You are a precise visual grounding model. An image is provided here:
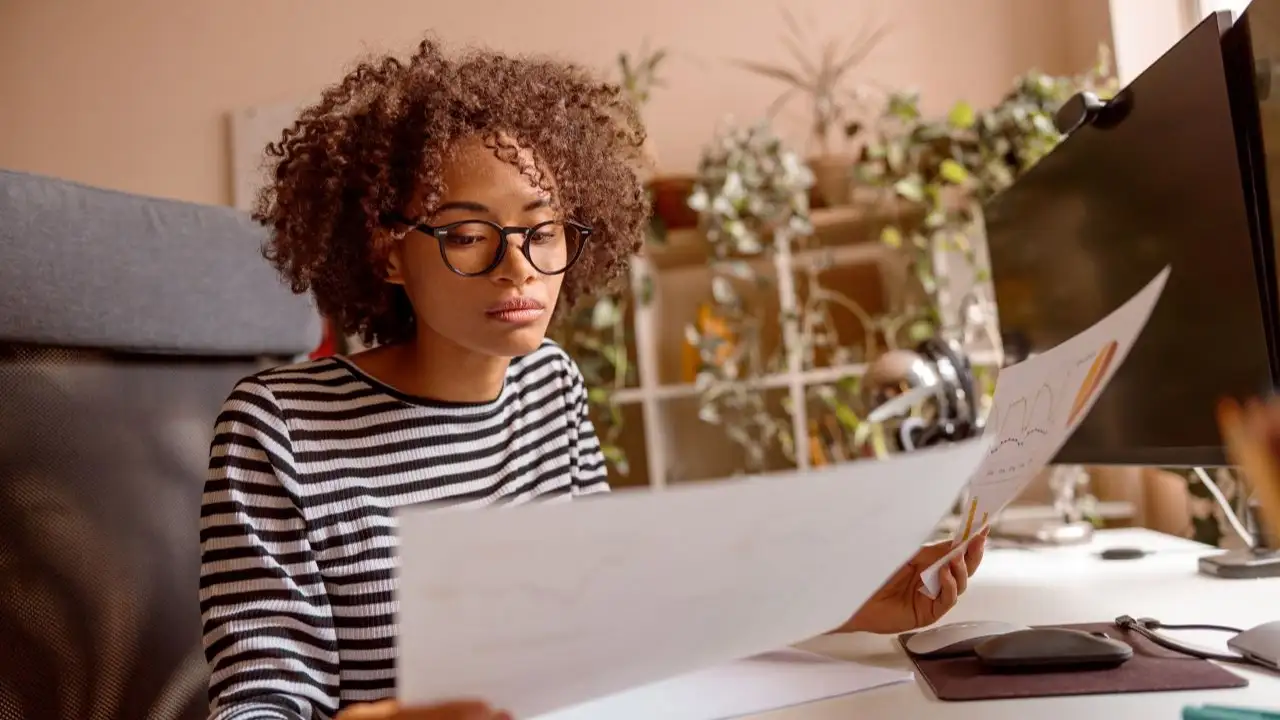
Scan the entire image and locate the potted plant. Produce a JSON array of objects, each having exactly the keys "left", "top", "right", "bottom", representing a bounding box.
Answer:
[
  {"left": 732, "top": 8, "right": 887, "bottom": 209},
  {"left": 616, "top": 41, "right": 697, "bottom": 234},
  {"left": 618, "top": 39, "right": 667, "bottom": 181},
  {"left": 852, "top": 46, "right": 1118, "bottom": 341}
]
